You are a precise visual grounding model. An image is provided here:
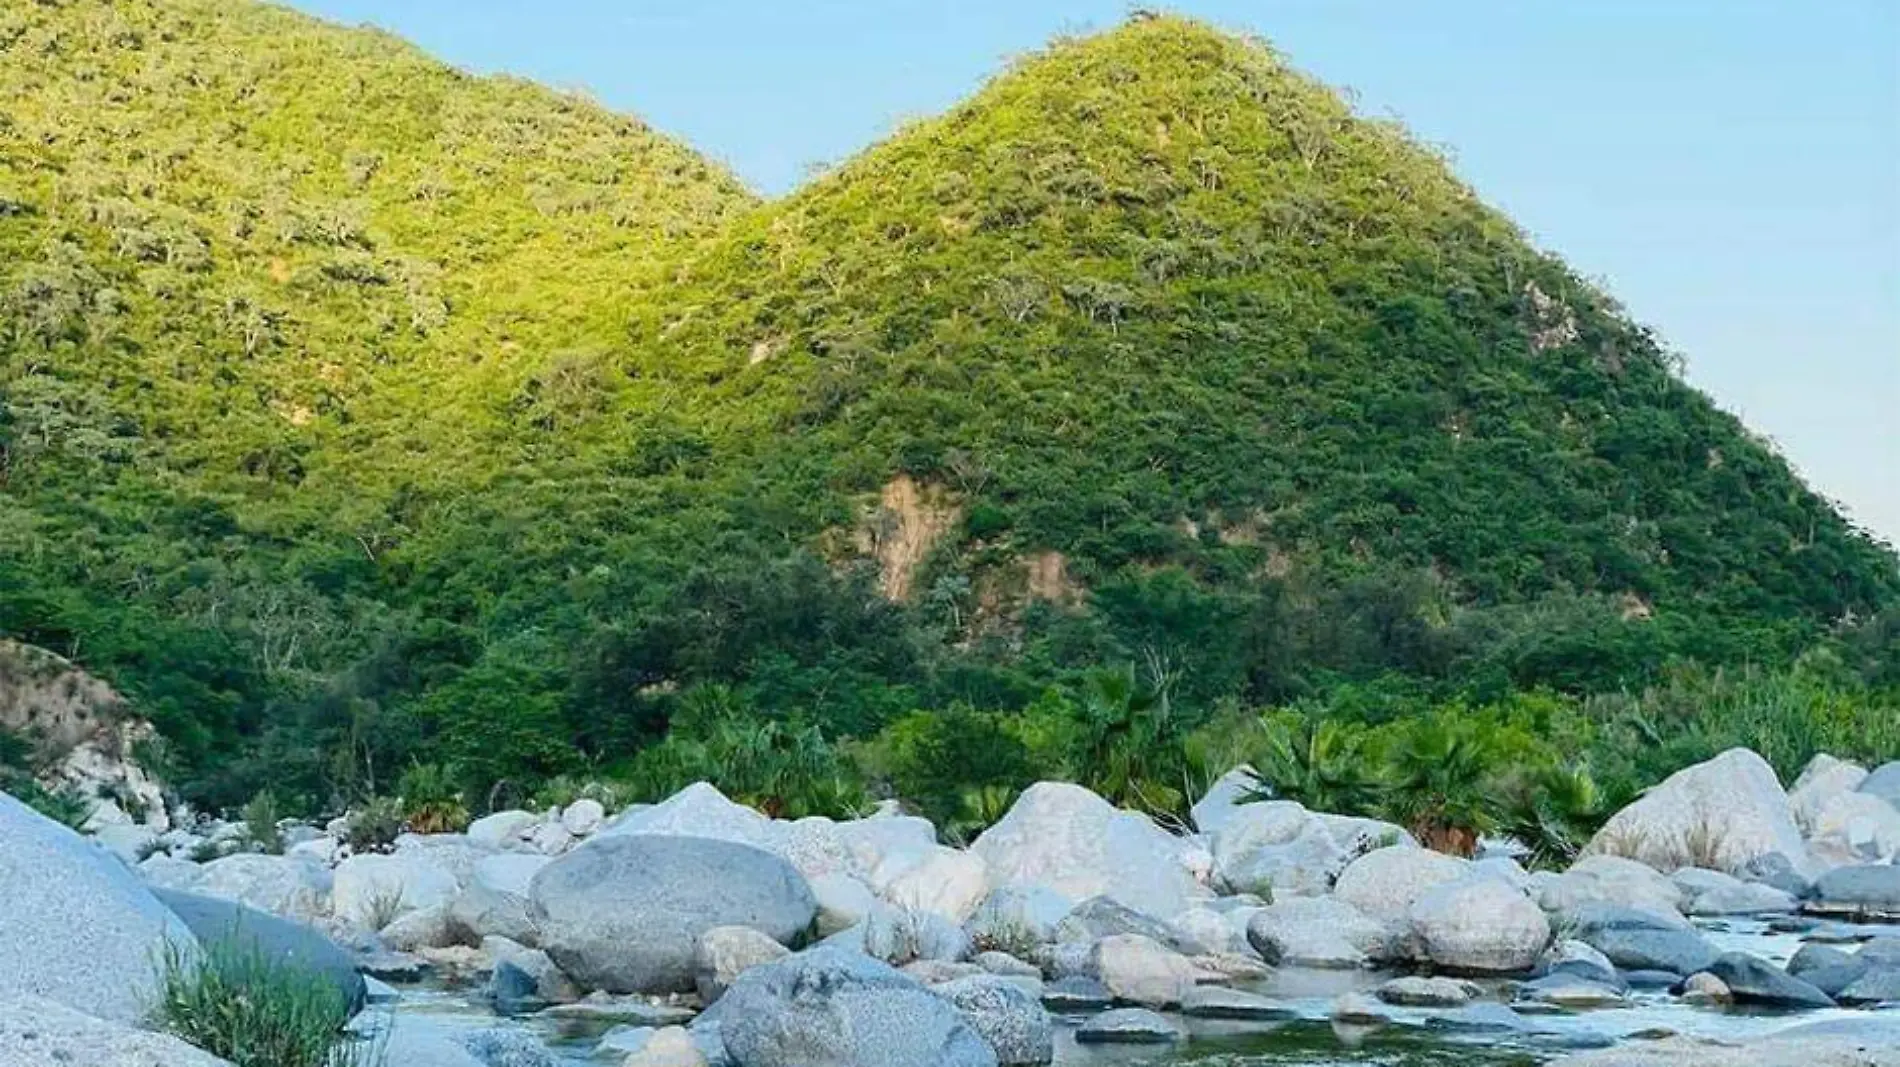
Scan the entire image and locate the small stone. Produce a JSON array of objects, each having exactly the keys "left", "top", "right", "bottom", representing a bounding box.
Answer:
[
  {"left": 975, "top": 951, "right": 1041, "bottom": 978},
  {"left": 1377, "top": 976, "right": 1477, "bottom": 1007},
  {"left": 1180, "top": 984, "right": 1291, "bottom": 1019},
  {"left": 1073, "top": 1007, "right": 1183, "bottom": 1044},
  {"left": 1041, "top": 975, "right": 1112, "bottom": 1013},
  {"left": 1330, "top": 991, "right": 1390, "bottom": 1025},
  {"left": 1681, "top": 971, "right": 1732, "bottom": 1004}
]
